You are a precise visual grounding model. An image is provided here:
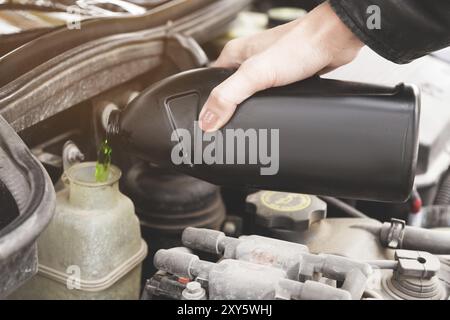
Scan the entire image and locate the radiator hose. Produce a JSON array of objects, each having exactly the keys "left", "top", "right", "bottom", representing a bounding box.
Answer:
[
  {"left": 435, "top": 169, "right": 450, "bottom": 205},
  {"left": 355, "top": 219, "right": 450, "bottom": 254}
]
